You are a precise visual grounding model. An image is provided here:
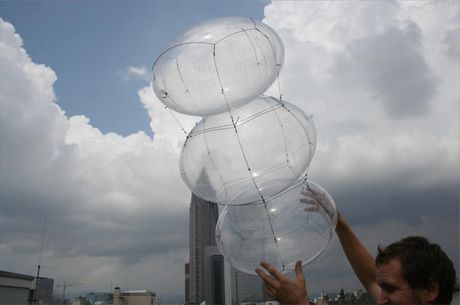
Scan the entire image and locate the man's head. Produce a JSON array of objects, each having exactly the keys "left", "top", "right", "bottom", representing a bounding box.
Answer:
[{"left": 375, "top": 236, "right": 456, "bottom": 304}]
